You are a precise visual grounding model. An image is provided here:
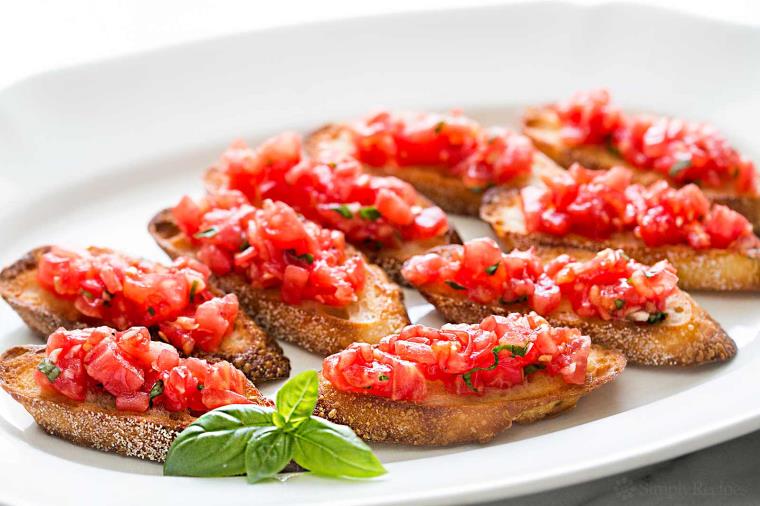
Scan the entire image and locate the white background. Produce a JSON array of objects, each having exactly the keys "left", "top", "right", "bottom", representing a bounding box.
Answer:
[{"left": 2, "top": 0, "right": 760, "bottom": 91}]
